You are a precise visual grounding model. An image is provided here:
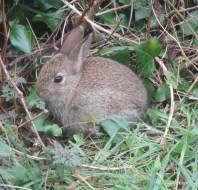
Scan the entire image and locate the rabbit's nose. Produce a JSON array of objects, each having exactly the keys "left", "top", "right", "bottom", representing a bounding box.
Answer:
[
  {"left": 37, "top": 91, "right": 44, "bottom": 97},
  {"left": 37, "top": 90, "right": 48, "bottom": 99}
]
